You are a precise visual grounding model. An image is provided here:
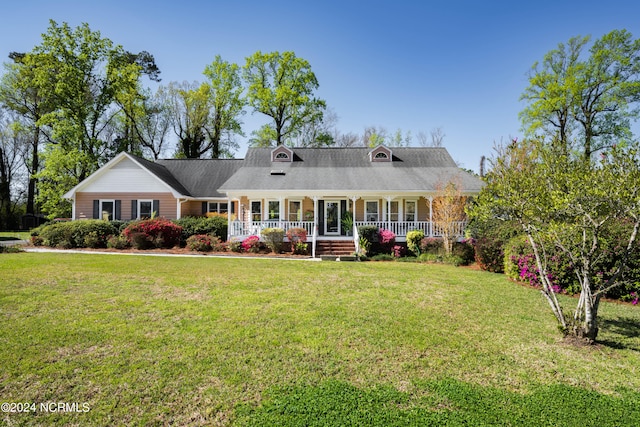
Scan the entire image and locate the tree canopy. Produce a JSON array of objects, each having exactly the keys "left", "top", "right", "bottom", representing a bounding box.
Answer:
[
  {"left": 520, "top": 29, "right": 640, "bottom": 160},
  {"left": 244, "top": 51, "right": 326, "bottom": 146}
]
